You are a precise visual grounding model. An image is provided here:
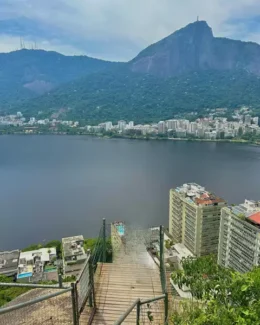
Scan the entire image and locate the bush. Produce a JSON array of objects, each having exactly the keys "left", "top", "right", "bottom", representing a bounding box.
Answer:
[
  {"left": 171, "top": 256, "right": 260, "bottom": 324},
  {"left": 0, "top": 275, "right": 30, "bottom": 307}
]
